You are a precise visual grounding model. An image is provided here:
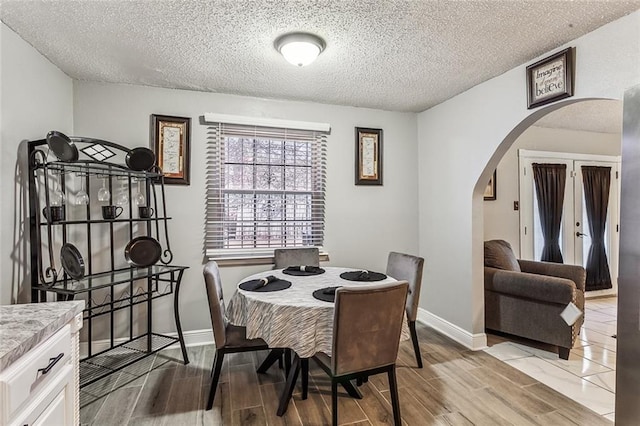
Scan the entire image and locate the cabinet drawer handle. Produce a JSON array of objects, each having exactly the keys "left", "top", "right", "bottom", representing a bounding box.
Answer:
[{"left": 37, "top": 352, "right": 64, "bottom": 375}]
